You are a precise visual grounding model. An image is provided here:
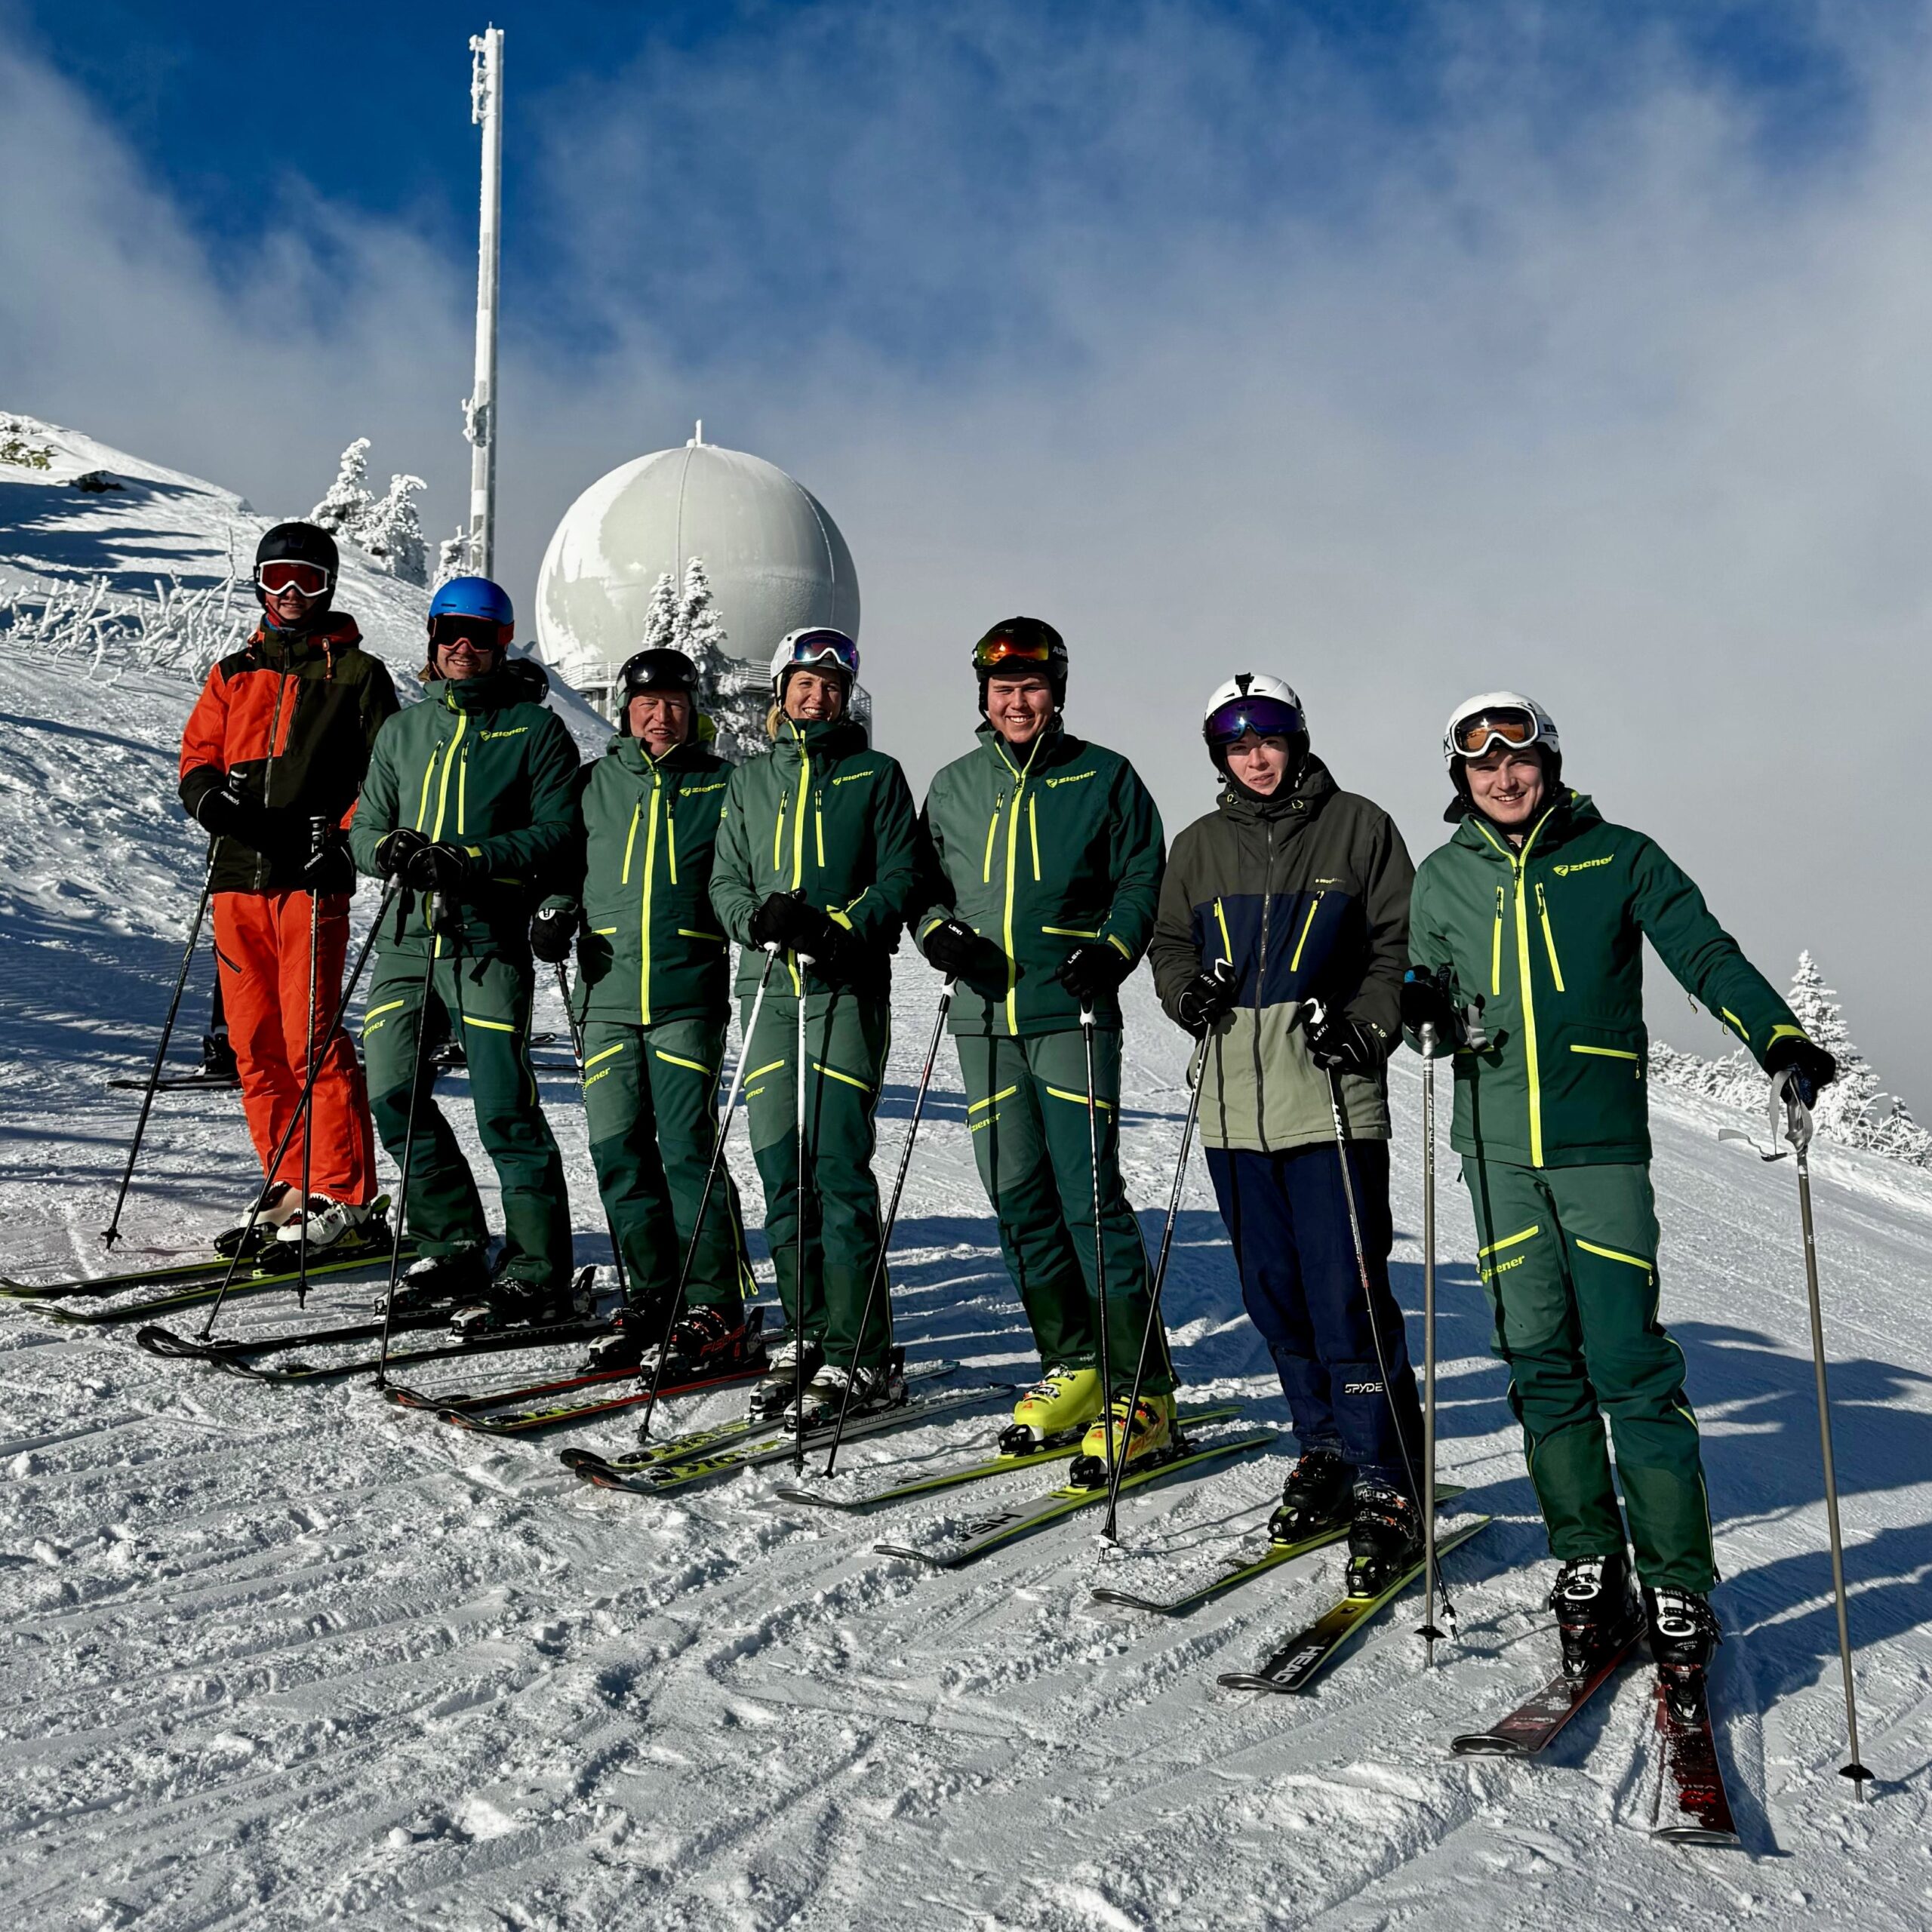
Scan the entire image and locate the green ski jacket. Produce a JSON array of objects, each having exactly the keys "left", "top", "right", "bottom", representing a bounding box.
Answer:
[
  {"left": 349, "top": 671, "right": 581, "bottom": 957},
  {"left": 709, "top": 715, "right": 922, "bottom": 999},
  {"left": 1408, "top": 791, "right": 1810, "bottom": 1168},
  {"left": 561, "top": 735, "right": 734, "bottom": 1028},
  {"left": 915, "top": 724, "right": 1165, "bottom": 1038}
]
